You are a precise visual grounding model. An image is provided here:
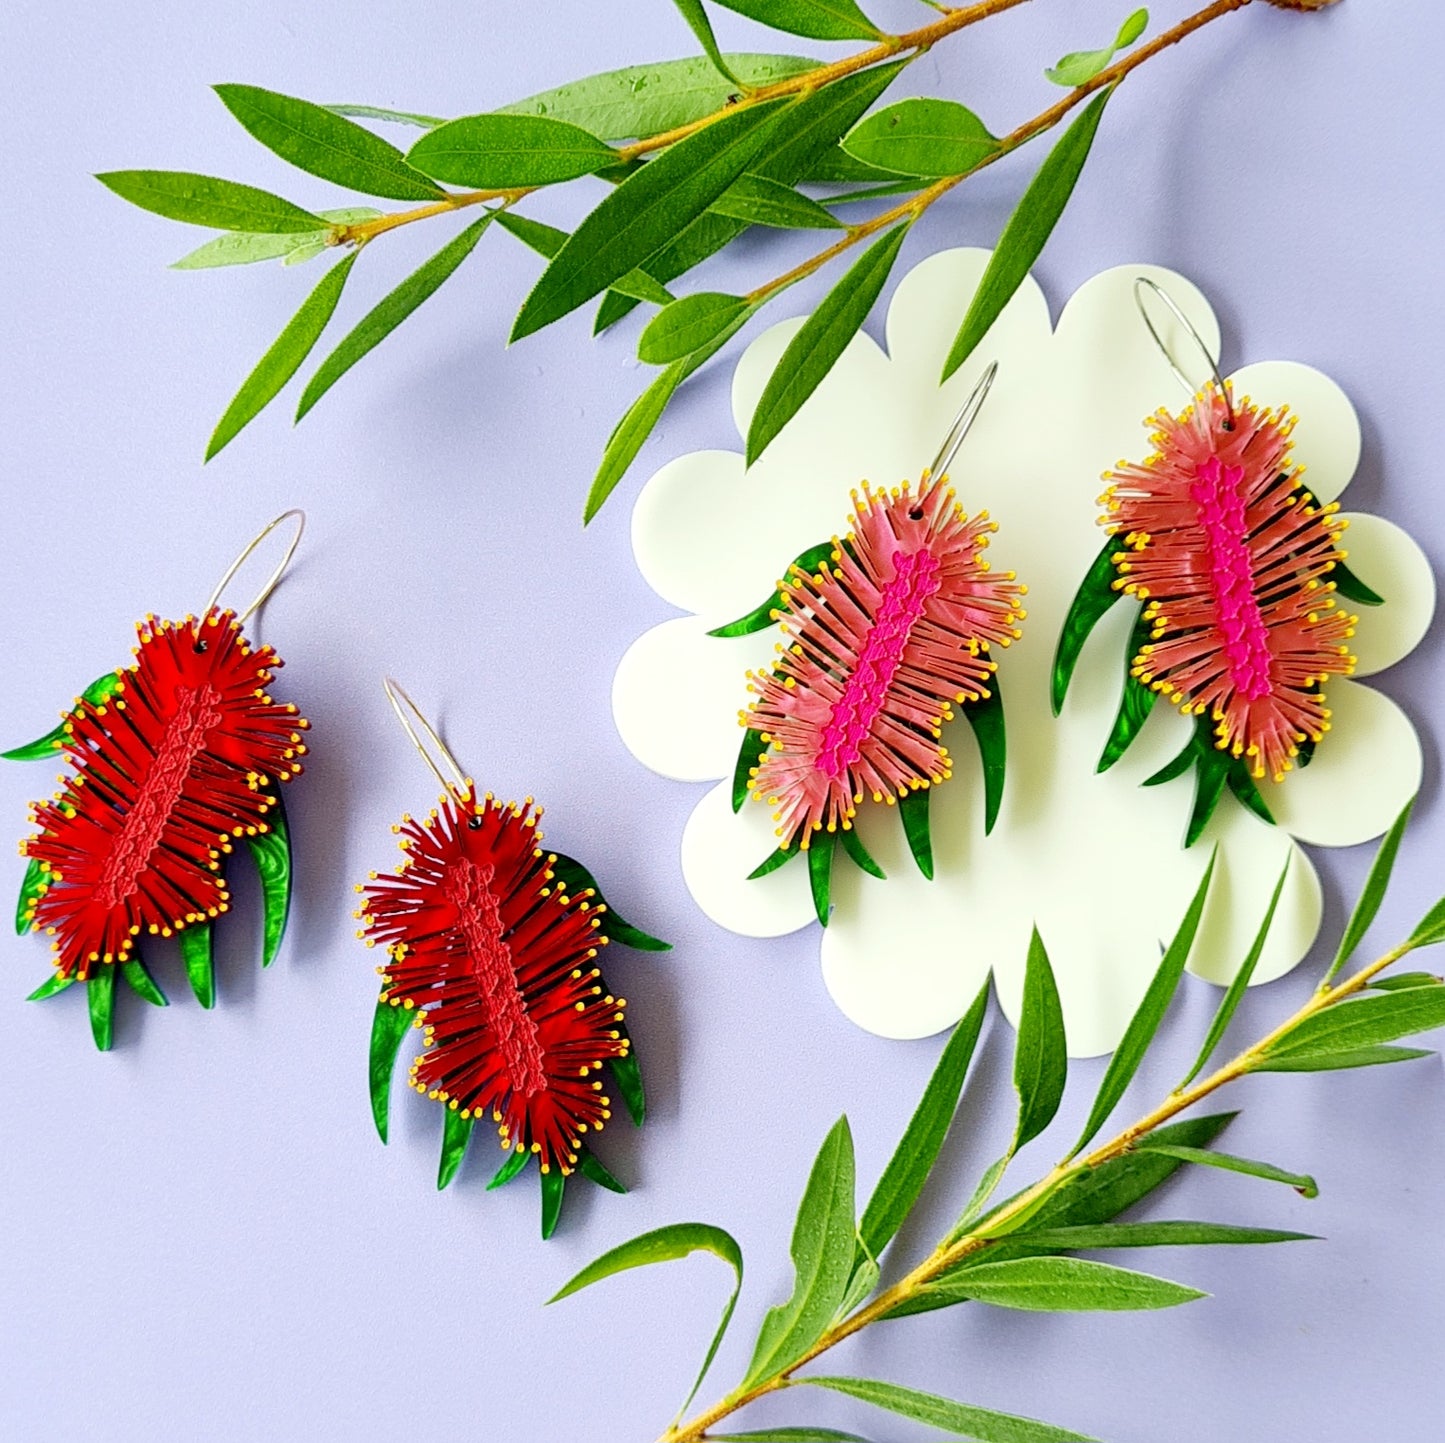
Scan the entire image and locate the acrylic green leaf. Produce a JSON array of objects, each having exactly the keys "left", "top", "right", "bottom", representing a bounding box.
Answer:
[
  {"left": 298, "top": 212, "right": 492, "bottom": 419},
  {"left": 734, "top": 725, "right": 771, "bottom": 812},
  {"left": 120, "top": 958, "right": 168, "bottom": 1008},
  {"left": 214, "top": 84, "right": 444, "bottom": 199},
  {"left": 488, "top": 1148, "right": 530, "bottom": 1190},
  {"left": 1226, "top": 763, "right": 1275, "bottom": 826},
  {"left": 578, "top": 1150, "right": 628, "bottom": 1194},
  {"left": 1051, "top": 534, "right": 1121, "bottom": 714},
  {"left": 802, "top": 1376, "right": 1096, "bottom": 1443},
  {"left": 1324, "top": 797, "right": 1413, "bottom": 983},
  {"left": 1137, "top": 1145, "right": 1318, "bottom": 1199},
  {"left": 837, "top": 826, "right": 884, "bottom": 880},
  {"left": 669, "top": 0, "right": 745, "bottom": 89},
  {"left": 540, "top": 1166, "right": 566, "bottom": 1240},
  {"left": 897, "top": 783, "right": 933, "bottom": 881},
  {"left": 1045, "top": 8, "right": 1149, "bottom": 87},
  {"left": 26, "top": 972, "right": 75, "bottom": 1002},
  {"left": 1073, "top": 850, "right": 1216, "bottom": 1154},
  {"left": 546, "top": 851, "right": 671, "bottom": 951},
  {"left": 640, "top": 292, "right": 752, "bottom": 364},
  {"left": 179, "top": 923, "right": 216, "bottom": 1010},
  {"left": 15, "top": 858, "right": 48, "bottom": 935},
  {"left": 407, "top": 114, "right": 619, "bottom": 189},
  {"left": 842, "top": 98, "right": 998, "bottom": 178},
  {"left": 710, "top": 174, "right": 845, "bottom": 230},
  {"left": 713, "top": 0, "right": 881, "bottom": 42},
  {"left": 1332, "top": 558, "right": 1385, "bottom": 607},
  {"left": 744, "top": 1116, "right": 856, "bottom": 1387},
  {"left": 3, "top": 670, "right": 124, "bottom": 761},
  {"left": 860, "top": 980, "right": 989, "bottom": 1259},
  {"left": 1184, "top": 742, "right": 1231, "bottom": 848},
  {"left": 369, "top": 995, "right": 416, "bottom": 1143},
  {"left": 710, "top": 539, "right": 836, "bottom": 637},
  {"left": 748, "top": 846, "right": 799, "bottom": 879},
  {"left": 247, "top": 788, "right": 293, "bottom": 966},
  {"left": 1097, "top": 608, "right": 1155, "bottom": 771},
  {"left": 96, "top": 170, "right": 325, "bottom": 233},
  {"left": 207, "top": 251, "right": 357, "bottom": 460},
  {"left": 807, "top": 829, "right": 835, "bottom": 927},
  {"left": 1014, "top": 926, "right": 1067, "bottom": 1148},
  {"left": 171, "top": 209, "right": 380, "bottom": 270},
  {"left": 437, "top": 1107, "right": 475, "bottom": 1190},
  {"left": 513, "top": 97, "right": 792, "bottom": 341},
  {"left": 610, "top": 1047, "right": 647, "bottom": 1128},
  {"left": 928, "top": 1255, "right": 1205, "bottom": 1313},
  {"left": 746, "top": 222, "right": 908, "bottom": 466},
  {"left": 1012, "top": 1220, "right": 1314, "bottom": 1251},
  {"left": 964, "top": 680, "right": 1007, "bottom": 834},
  {"left": 941, "top": 88, "right": 1112, "bottom": 383},
  {"left": 87, "top": 968, "right": 116, "bottom": 1052}
]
